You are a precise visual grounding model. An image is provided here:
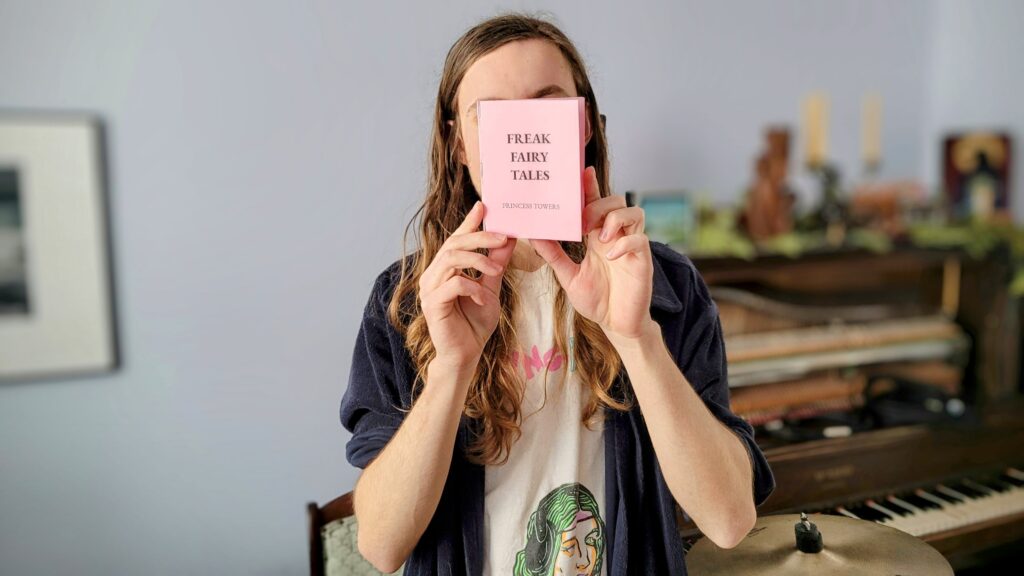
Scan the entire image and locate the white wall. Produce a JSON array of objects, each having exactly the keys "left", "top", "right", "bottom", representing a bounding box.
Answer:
[
  {"left": 923, "top": 0, "right": 1024, "bottom": 221},
  {"left": 0, "top": 1, "right": 1015, "bottom": 574}
]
